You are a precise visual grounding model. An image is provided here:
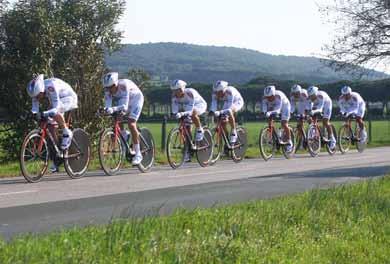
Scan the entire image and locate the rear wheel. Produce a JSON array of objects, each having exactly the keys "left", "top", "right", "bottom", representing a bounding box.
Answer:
[
  {"left": 232, "top": 127, "right": 247, "bottom": 163},
  {"left": 338, "top": 125, "right": 352, "bottom": 154},
  {"left": 137, "top": 128, "right": 155, "bottom": 172},
  {"left": 64, "top": 128, "right": 90, "bottom": 179},
  {"left": 20, "top": 130, "right": 49, "bottom": 183},
  {"left": 294, "top": 127, "right": 306, "bottom": 153},
  {"left": 259, "top": 127, "right": 275, "bottom": 161},
  {"left": 281, "top": 127, "right": 295, "bottom": 159},
  {"left": 209, "top": 127, "right": 223, "bottom": 165},
  {"left": 166, "top": 128, "right": 186, "bottom": 169},
  {"left": 307, "top": 125, "right": 321, "bottom": 157},
  {"left": 196, "top": 127, "right": 213, "bottom": 167},
  {"left": 355, "top": 125, "right": 367, "bottom": 153},
  {"left": 98, "top": 128, "right": 123, "bottom": 176},
  {"left": 323, "top": 124, "right": 337, "bottom": 155}
]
